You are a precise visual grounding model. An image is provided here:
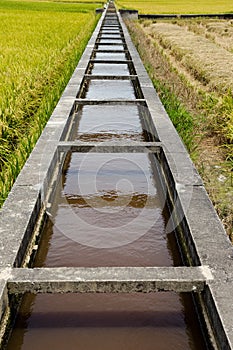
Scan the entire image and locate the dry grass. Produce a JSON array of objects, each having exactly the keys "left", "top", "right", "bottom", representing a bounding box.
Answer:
[
  {"left": 140, "top": 19, "right": 233, "bottom": 149},
  {"left": 126, "top": 19, "right": 233, "bottom": 239},
  {"left": 172, "top": 19, "right": 233, "bottom": 54},
  {"left": 143, "top": 21, "right": 233, "bottom": 93}
]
